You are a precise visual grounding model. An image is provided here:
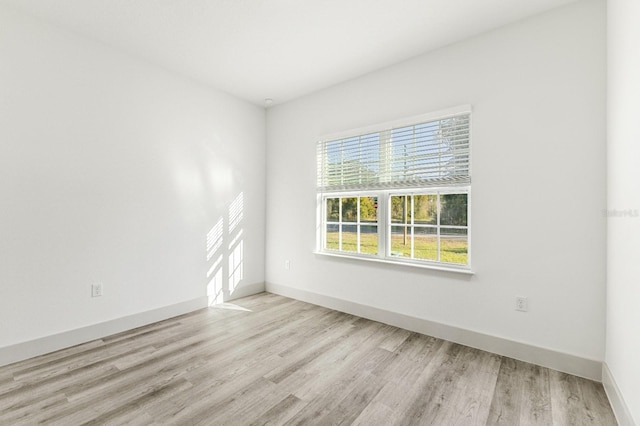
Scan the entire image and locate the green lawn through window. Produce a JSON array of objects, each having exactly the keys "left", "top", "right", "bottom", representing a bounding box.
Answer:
[{"left": 326, "top": 231, "right": 467, "bottom": 264}]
